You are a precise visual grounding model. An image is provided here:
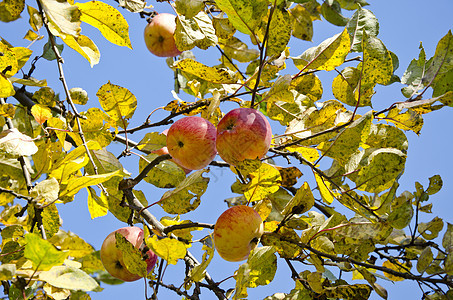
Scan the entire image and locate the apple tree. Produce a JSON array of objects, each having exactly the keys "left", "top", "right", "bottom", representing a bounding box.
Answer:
[{"left": 0, "top": 0, "right": 453, "bottom": 299}]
